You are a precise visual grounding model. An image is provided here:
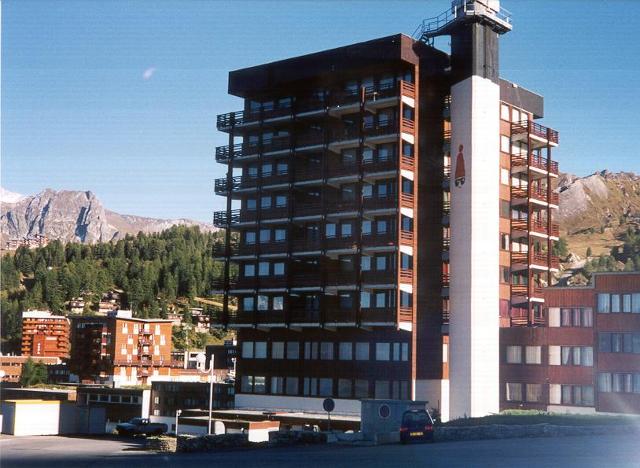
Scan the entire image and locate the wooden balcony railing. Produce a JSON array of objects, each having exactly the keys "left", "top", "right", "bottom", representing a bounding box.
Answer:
[
  {"left": 400, "top": 80, "right": 416, "bottom": 99},
  {"left": 360, "top": 308, "right": 396, "bottom": 323},
  {"left": 400, "top": 230, "right": 414, "bottom": 243},
  {"left": 511, "top": 120, "right": 559, "bottom": 145},
  {"left": 401, "top": 118, "right": 415, "bottom": 135},
  {"left": 400, "top": 192, "right": 414, "bottom": 207},
  {"left": 399, "top": 306, "right": 413, "bottom": 322},
  {"left": 399, "top": 269, "right": 413, "bottom": 283},
  {"left": 511, "top": 153, "right": 559, "bottom": 175}
]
